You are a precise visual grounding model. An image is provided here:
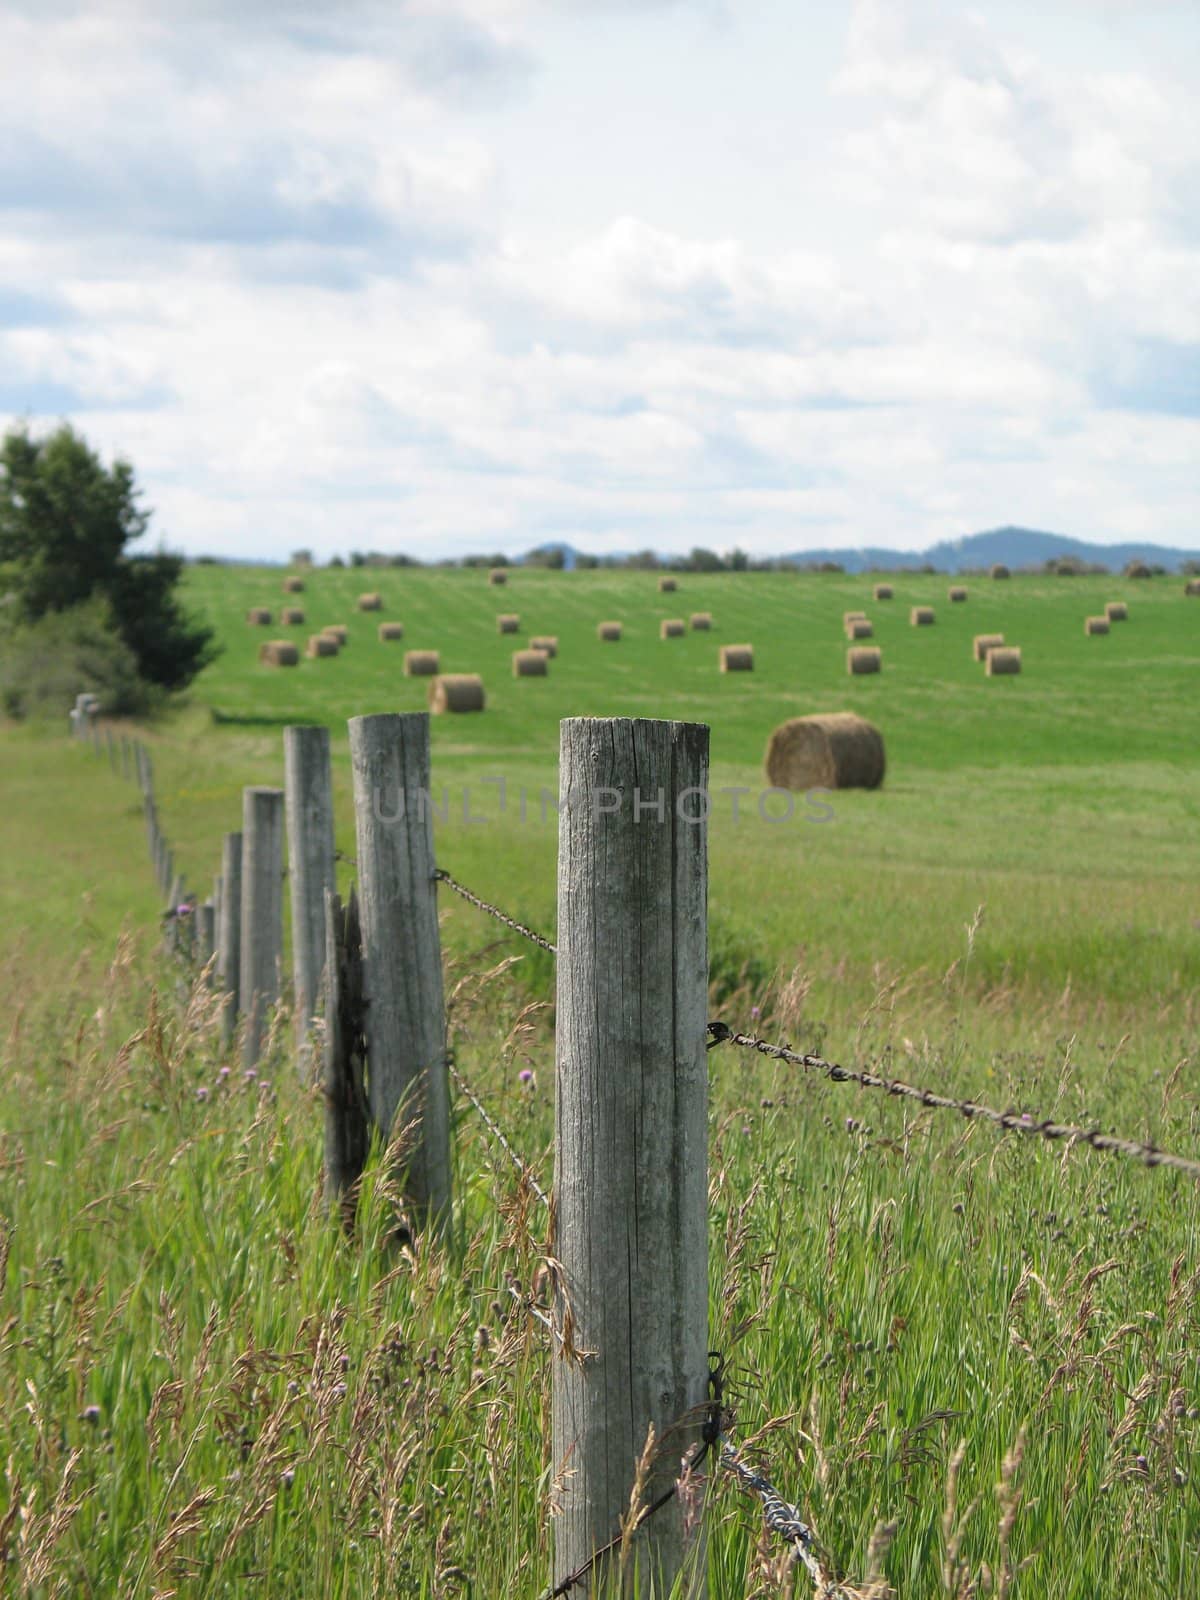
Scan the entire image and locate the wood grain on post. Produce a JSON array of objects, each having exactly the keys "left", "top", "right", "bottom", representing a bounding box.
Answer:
[
  {"left": 217, "top": 833, "right": 243, "bottom": 1046},
  {"left": 284, "top": 725, "right": 336, "bottom": 1077},
  {"left": 347, "top": 712, "right": 450, "bottom": 1224},
  {"left": 553, "top": 717, "right": 710, "bottom": 1598},
  {"left": 240, "top": 787, "right": 285, "bottom": 1070},
  {"left": 197, "top": 902, "right": 216, "bottom": 969},
  {"left": 323, "top": 886, "right": 369, "bottom": 1232}
]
